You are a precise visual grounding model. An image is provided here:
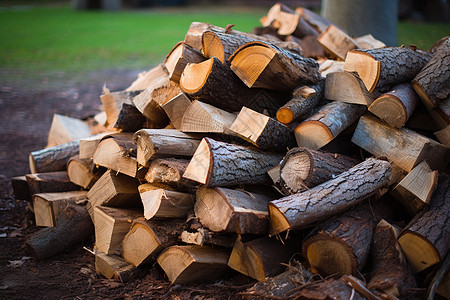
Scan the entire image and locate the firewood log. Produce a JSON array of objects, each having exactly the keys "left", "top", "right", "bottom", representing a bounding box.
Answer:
[
  {"left": 29, "top": 140, "right": 79, "bottom": 173},
  {"left": 79, "top": 132, "right": 115, "bottom": 159},
  {"left": 398, "top": 174, "right": 450, "bottom": 273},
  {"left": 295, "top": 6, "right": 332, "bottom": 33},
  {"left": 26, "top": 204, "right": 93, "bottom": 260},
  {"left": 435, "top": 125, "right": 450, "bottom": 147},
  {"left": 46, "top": 114, "right": 91, "bottom": 148},
  {"left": 95, "top": 251, "right": 137, "bottom": 282},
  {"left": 368, "top": 83, "right": 420, "bottom": 128},
  {"left": 183, "top": 137, "right": 283, "bottom": 187},
  {"left": 164, "top": 41, "right": 205, "bottom": 83},
  {"left": 180, "top": 228, "right": 236, "bottom": 248},
  {"left": 26, "top": 171, "right": 80, "bottom": 195},
  {"left": 125, "top": 63, "right": 168, "bottom": 92},
  {"left": 100, "top": 87, "right": 142, "bottom": 129},
  {"left": 67, "top": 156, "right": 103, "bottom": 189},
  {"left": 344, "top": 46, "right": 433, "bottom": 93},
  {"left": 295, "top": 35, "right": 327, "bottom": 59},
  {"left": 352, "top": 114, "right": 450, "bottom": 172},
  {"left": 317, "top": 25, "right": 360, "bottom": 60},
  {"left": 113, "top": 102, "right": 147, "bottom": 132},
  {"left": 354, "top": 34, "right": 386, "bottom": 50},
  {"left": 160, "top": 92, "right": 191, "bottom": 130},
  {"left": 269, "top": 158, "right": 391, "bottom": 235},
  {"left": 144, "top": 157, "right": 190, "bottom": 186}
]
